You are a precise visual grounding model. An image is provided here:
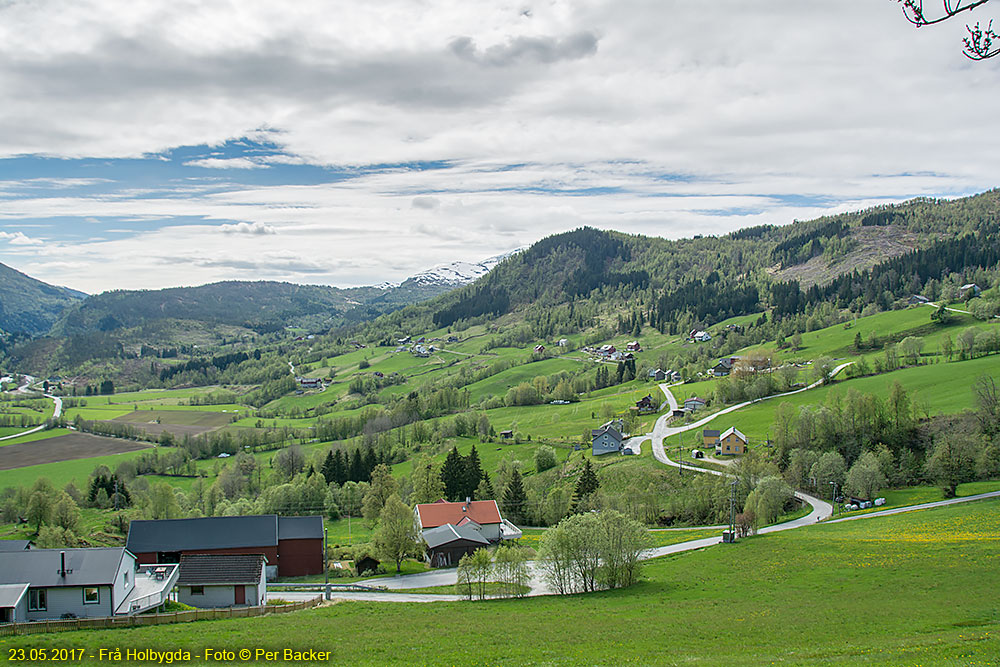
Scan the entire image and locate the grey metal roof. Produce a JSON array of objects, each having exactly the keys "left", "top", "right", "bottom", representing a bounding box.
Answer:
[
  {"left": 422, "top": 524, "right": 489, "bottom": 550},
  {"left": 176, "top": 554, "right": 267, "bottom": 585},
  {"left": 0, "top": 540, "right": 31, "bottom": 551},
  {"left": 277, "top": 516, "right": 323, "bottom": 541},
  {"left": 127, "top": 516, "right": 278, "bottom": 553},
  {"left": 0, "top": 548, "right": 127, "bottom": 588},
  {"left": 0, "top": 583, "right": 29, "bottom": 608},
  {"left": 703, "top": 429, "right": 721, "bottom": 437}
]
